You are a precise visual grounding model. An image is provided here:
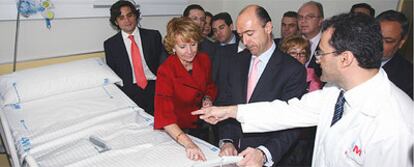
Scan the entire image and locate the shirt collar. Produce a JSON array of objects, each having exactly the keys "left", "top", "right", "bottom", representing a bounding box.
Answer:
[
  {"left": 254, "top": 41, "right": 276, "bottom": 63},
  {"left": 238, "top": 41, "right": 246, "bottom": 53},
  {"left": 343, "top": 70, "right": 384, "bottom": 116},
  {"left": 381, "top": 57, "right": 392, "bottom": 67},
  {"left": 221, "top": 34, "right": 237, "bottom": 46},
  {"left": 121, "top": 27, "right": 138, "bottom": 40},
  {"left": 309, "top": 32, "right": 321, "bottom": 47}
]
